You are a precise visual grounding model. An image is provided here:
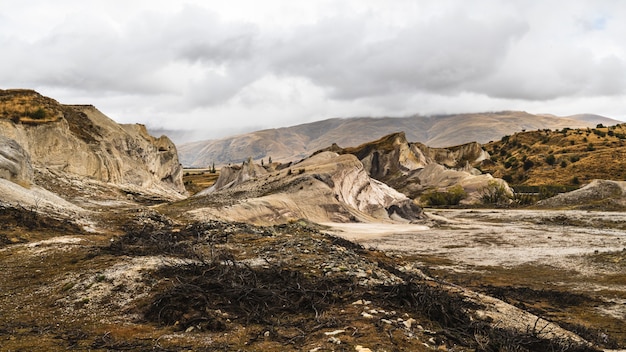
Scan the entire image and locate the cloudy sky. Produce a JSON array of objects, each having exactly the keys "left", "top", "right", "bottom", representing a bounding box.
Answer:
[{"left": 2, "top": 0, "right": 626, "bottom": 142}]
